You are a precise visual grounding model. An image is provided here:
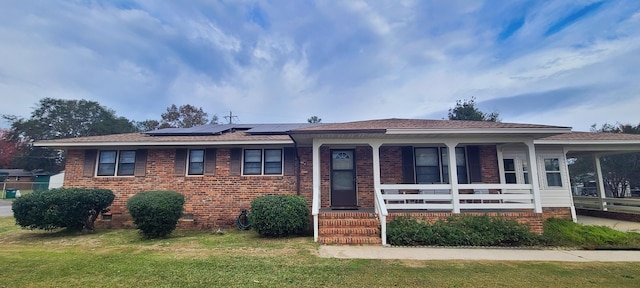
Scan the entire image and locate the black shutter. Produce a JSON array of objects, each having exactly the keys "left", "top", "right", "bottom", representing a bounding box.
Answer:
[
  {"left": 174, "top": 149, "right": 187, "bottom": 176},
  {"left": 401, "top": 146, "right": 415, "bottom": 184},
  {"left": 467, "top": 145, "right": 482, "bottom": 183},
  {"left": 283, "top": 147, "right": 296, "bottom": 176},
  {"left": 134, "top": 149, "right": 147, "bottom": 177},
  {"left": 83, "top": 149, "right": 97, "bottom": 177},
  {"left": 230, "top": 148, "right": 242, "bottom": 176},
  {"left": 204, "top": 148, "right": 217, "bottom": 175}
]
